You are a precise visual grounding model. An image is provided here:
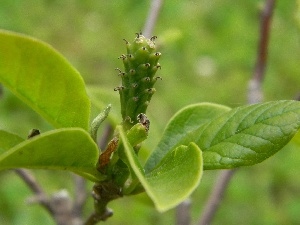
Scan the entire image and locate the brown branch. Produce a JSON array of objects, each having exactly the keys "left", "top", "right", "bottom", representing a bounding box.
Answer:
[
  {"left": 84, "top": 209, "right": 113, "bottom": 225},
  {"left": 248, "top": 0, "right": 276, "bottom": 104},
  {"left": 176, "top": 199, "right": 191, "bottom": 225},
  {"left": 142, "top": 0, "right": 164, "bottom": 38},
  {"left": 72, "top": 175, "right": 88, "bottom": 219},
  {"left": 197, "top": 169, "right": 236, "bottom": 225},
  {"left": 84, "top": 182, "right": 122, "bottom": 225},
  {"left": 15, "top": 169, "right": 54, "bottom": 214},
  {"left": 16, "top": 131, "right": 77, "bottom": 225},
  {"left": 15, "top": 170, "right": 77, "bottom": 225},
  {"left": 51, "top": 190, "right": 74, "bottom": 225},
  {"left": 144, "top": 2, "right": 195, "bottom": 225}
]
